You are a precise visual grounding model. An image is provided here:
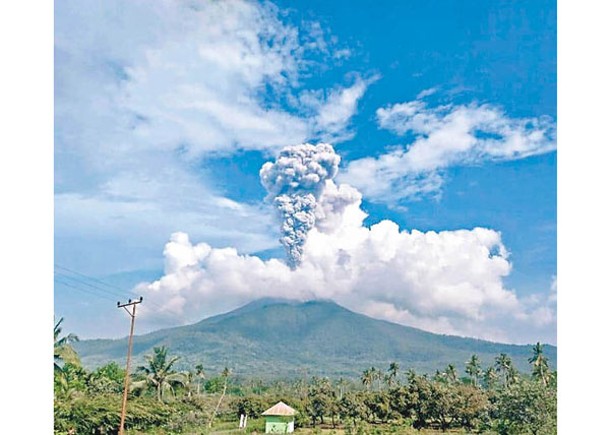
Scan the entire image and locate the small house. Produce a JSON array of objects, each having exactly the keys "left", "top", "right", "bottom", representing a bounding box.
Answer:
[{"left": 261, "top": 401, "right": 297, "bottom": 433}]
